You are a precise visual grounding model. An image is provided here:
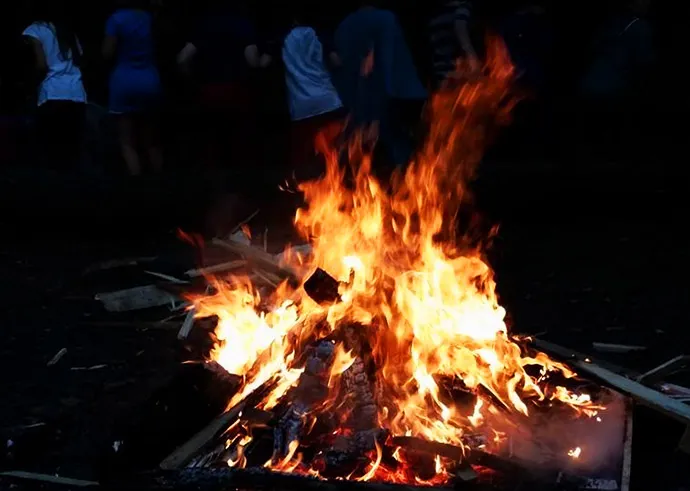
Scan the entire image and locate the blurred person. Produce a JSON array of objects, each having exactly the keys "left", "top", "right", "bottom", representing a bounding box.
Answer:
[
  {"left": 176, "top": 0, "right": 268, "bottom": 168},
  {"left": 333, "top": 1, "right": 427, "bottom": 169},
  {"left": 281, "top": 5, "right": 345, "bottom": 179},
  {"left": 578, "top": 0, "right": 655, "bottom": 162},
  {"left": 428, "top": 0, "right": 480, "bottom": 88},
  {"left": 580, "top": 0, "right": 655, "bottom": 100},
  {"left": 22, "top": 0, "right": 87, "bottom": 170},
  {"left": 497, "top": 1, "right": 555, "bottom": 160},
  {"left": 103, "top": 0, "right": 163, "bottom": 177}
]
